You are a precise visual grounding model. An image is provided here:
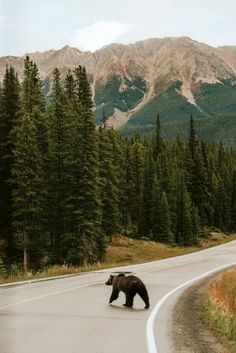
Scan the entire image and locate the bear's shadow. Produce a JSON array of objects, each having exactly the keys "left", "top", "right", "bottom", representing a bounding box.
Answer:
[{"left": 109, "top": 304, "right": 147, "bottom": 311}]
